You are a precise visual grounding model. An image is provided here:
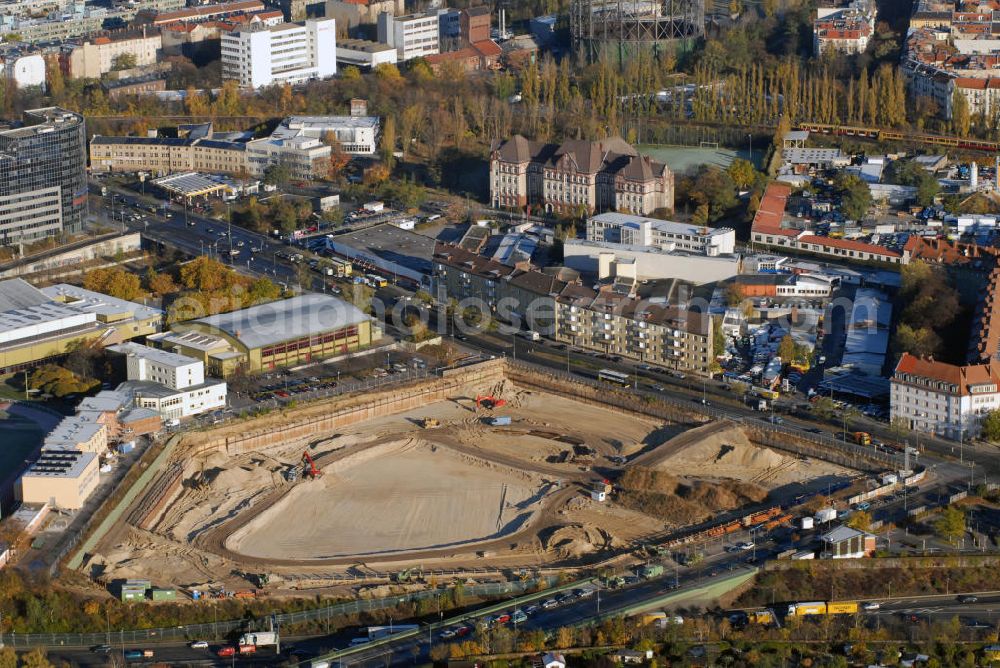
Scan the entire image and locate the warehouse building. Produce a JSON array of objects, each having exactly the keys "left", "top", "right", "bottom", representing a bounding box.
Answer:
[
  {"left": 0, "top": 279, "right": 162, "bottom": 375},
  {"left": 322, "top": 223, "right": 435, "bottom": 288},
  {"left": 17, "top": 450, "right": 99, "bottom": 511},
  {"left": 562, "top": 239, "right": 742, "bottom": 285},
  {"left": 169, "top": 294, "right": 378, "bottom": 372}
]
